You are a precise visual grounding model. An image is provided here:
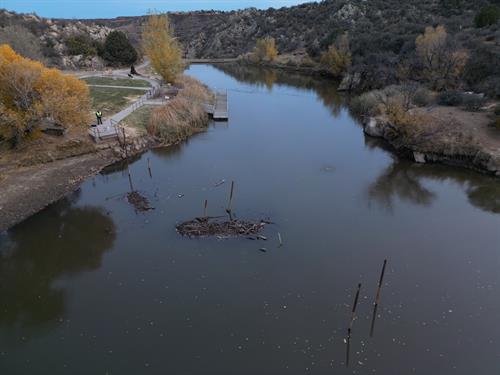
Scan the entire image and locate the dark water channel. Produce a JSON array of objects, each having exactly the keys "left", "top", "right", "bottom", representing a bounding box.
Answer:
[{"left": 1, "top": 64, "right": 500, "bottom": 374}]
